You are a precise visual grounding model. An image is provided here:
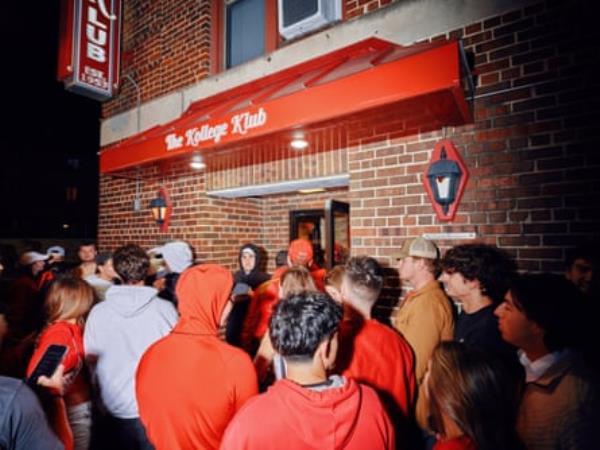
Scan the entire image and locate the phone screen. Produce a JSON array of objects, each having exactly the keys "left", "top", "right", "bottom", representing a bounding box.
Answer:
[{"left": 27, "top": 344, "right": 68, "bottom": 387}]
